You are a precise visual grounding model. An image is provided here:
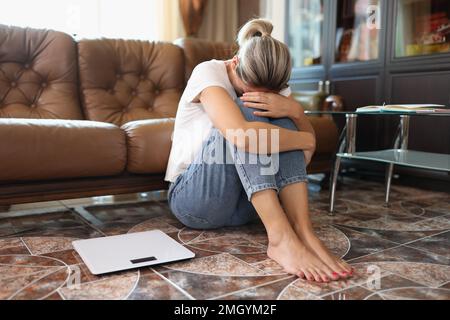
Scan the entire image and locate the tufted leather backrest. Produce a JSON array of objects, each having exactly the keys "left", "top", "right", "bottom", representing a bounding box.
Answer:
[
  {"left": 78, "top": 39, "right": 185, "bottom": 126},
  {"left": 0, "top": 25, "right": 83, "bottom": 120},
  {"left": 174, "top": 38, "right": 238, "bottom": 83}
]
